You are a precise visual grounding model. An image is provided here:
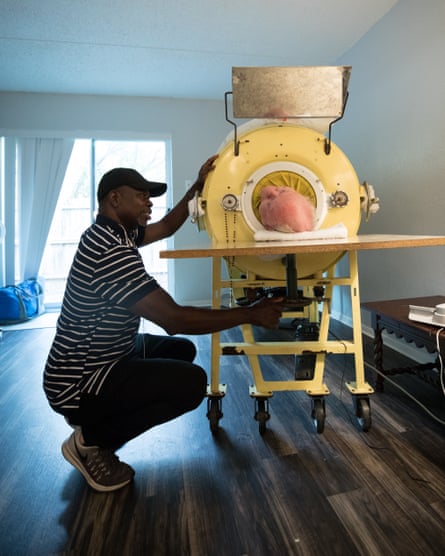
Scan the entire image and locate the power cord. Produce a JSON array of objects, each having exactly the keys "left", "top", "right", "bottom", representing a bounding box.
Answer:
[
  {"left": 324, "top": 328, "right": 387, "bottom": 444},
  {"left": 305, "top": 326, "right": 442, "bottom": 487},
  {"left": 364, "top": 360, "right": 445, "bottom": 427},
  {"left": 328, "top": 324, "right": 445, "bottom": 426},
  {"left": 326, "top": 334, "right": 441, "bottom": 486}
]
